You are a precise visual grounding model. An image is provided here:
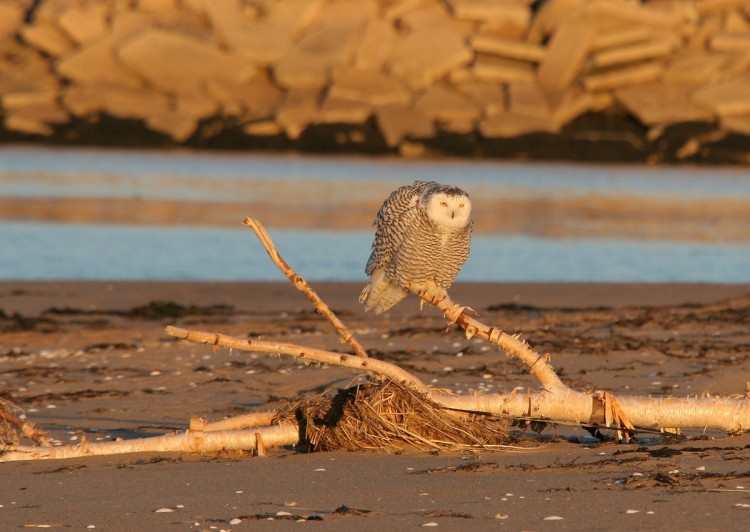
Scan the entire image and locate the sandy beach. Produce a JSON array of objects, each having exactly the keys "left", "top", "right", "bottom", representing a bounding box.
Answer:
[{"left": 2, "top": 280, "right": 750, "bottom": 529}]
